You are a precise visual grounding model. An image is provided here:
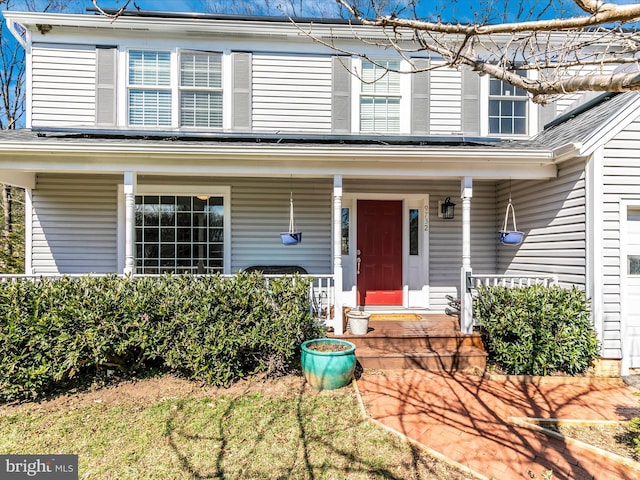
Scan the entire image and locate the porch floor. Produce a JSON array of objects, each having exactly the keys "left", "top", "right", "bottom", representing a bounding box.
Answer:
[{"left": 328, "top": 313, "right": 487, "bottom": 371}]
